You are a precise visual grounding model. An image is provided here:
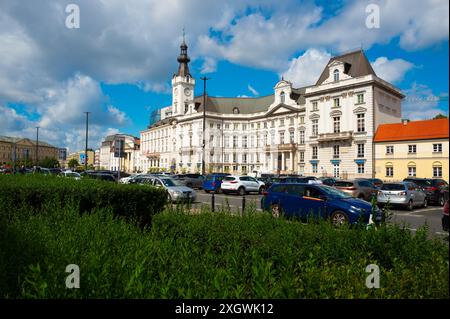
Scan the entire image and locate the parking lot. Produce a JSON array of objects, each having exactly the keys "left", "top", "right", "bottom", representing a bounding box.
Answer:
[{"left": 193, "top": 192, "right": 447, "bottom": 237}]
